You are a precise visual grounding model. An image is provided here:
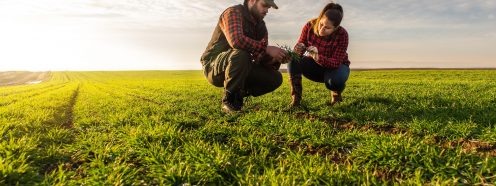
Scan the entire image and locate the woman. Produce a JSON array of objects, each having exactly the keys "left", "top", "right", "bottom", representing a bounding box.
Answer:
[{"left": 288, "top": 3, "right": 351, "bottom": 107}]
